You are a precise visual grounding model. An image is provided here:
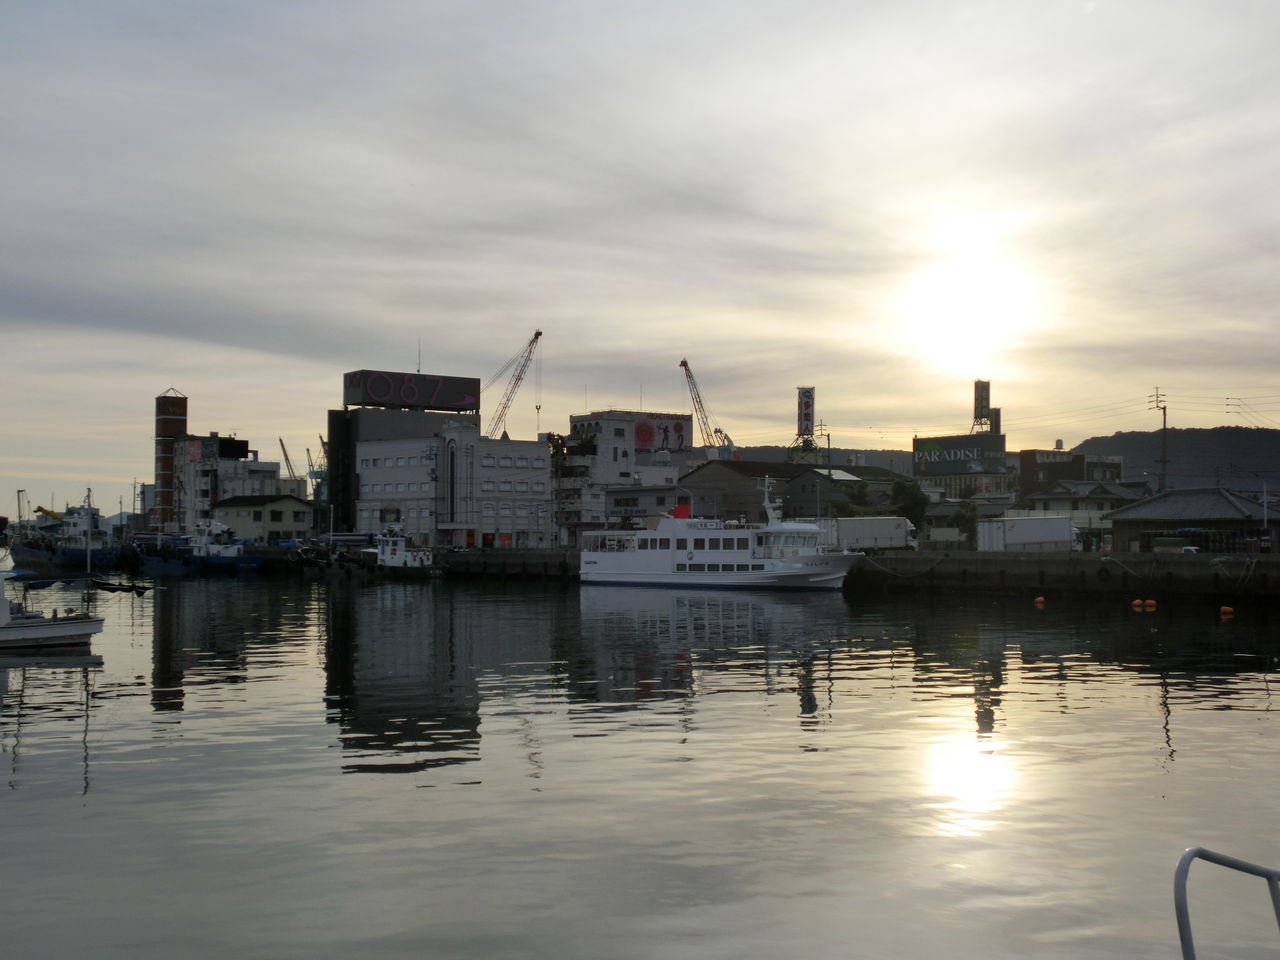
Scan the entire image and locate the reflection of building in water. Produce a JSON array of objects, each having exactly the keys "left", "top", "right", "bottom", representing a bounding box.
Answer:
[
  {"left": 324, "top": 582, "right": 481, "bottom": 774},
  {"left": 150, "top": 579, "right": 321, "bottom": 714},
  {"left": 0, "top": 652, "right": 102, "bottom": 794},
  {"left": 324, "top": 582, "right": 576, "bottom": 775}
]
